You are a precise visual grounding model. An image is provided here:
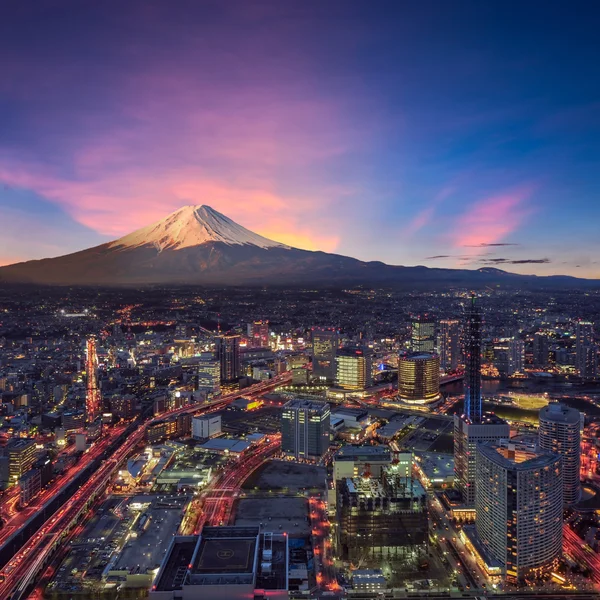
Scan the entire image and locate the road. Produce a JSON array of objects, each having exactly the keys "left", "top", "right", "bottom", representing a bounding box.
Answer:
[
  {"left": 194, "top": 435, "right": 282, "bottom": 532},
  {"left": 0, "top": 372, "right": 291, "bottom": 599}
]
